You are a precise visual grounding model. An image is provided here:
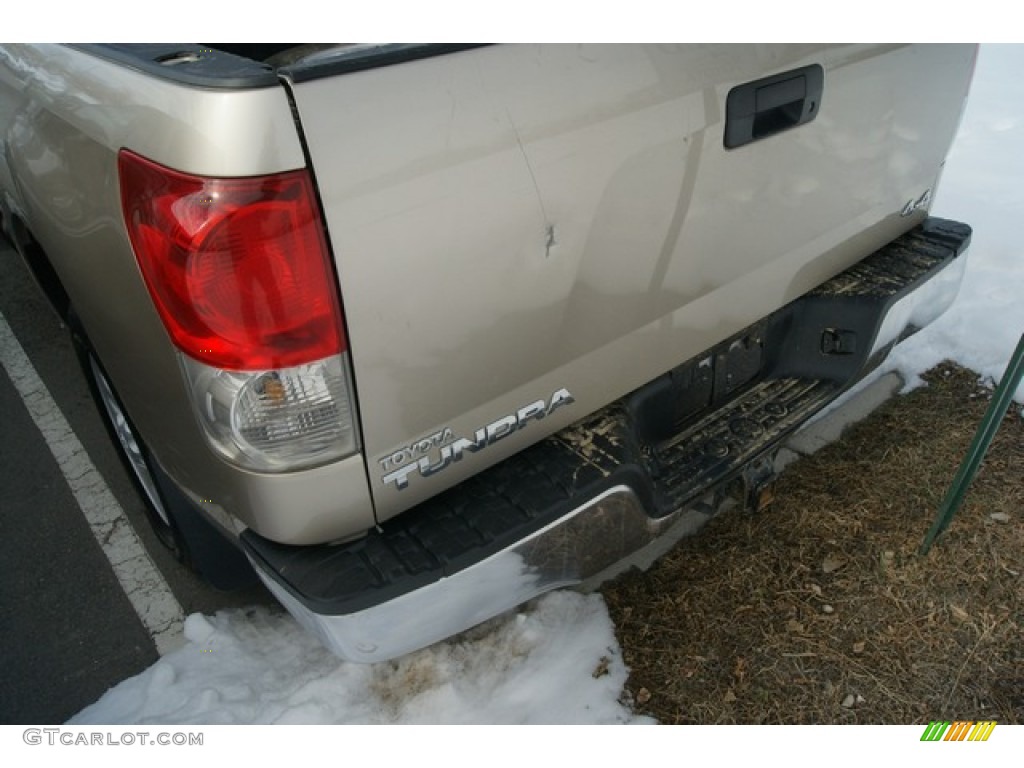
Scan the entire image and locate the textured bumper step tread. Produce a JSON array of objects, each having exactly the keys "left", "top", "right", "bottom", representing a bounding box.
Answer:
[
  {"left": 653, "top": 377, "right": 838, "bottom": 510},
  {"left": 813, "top": 218, "right": 971, "bottom": 299}
]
